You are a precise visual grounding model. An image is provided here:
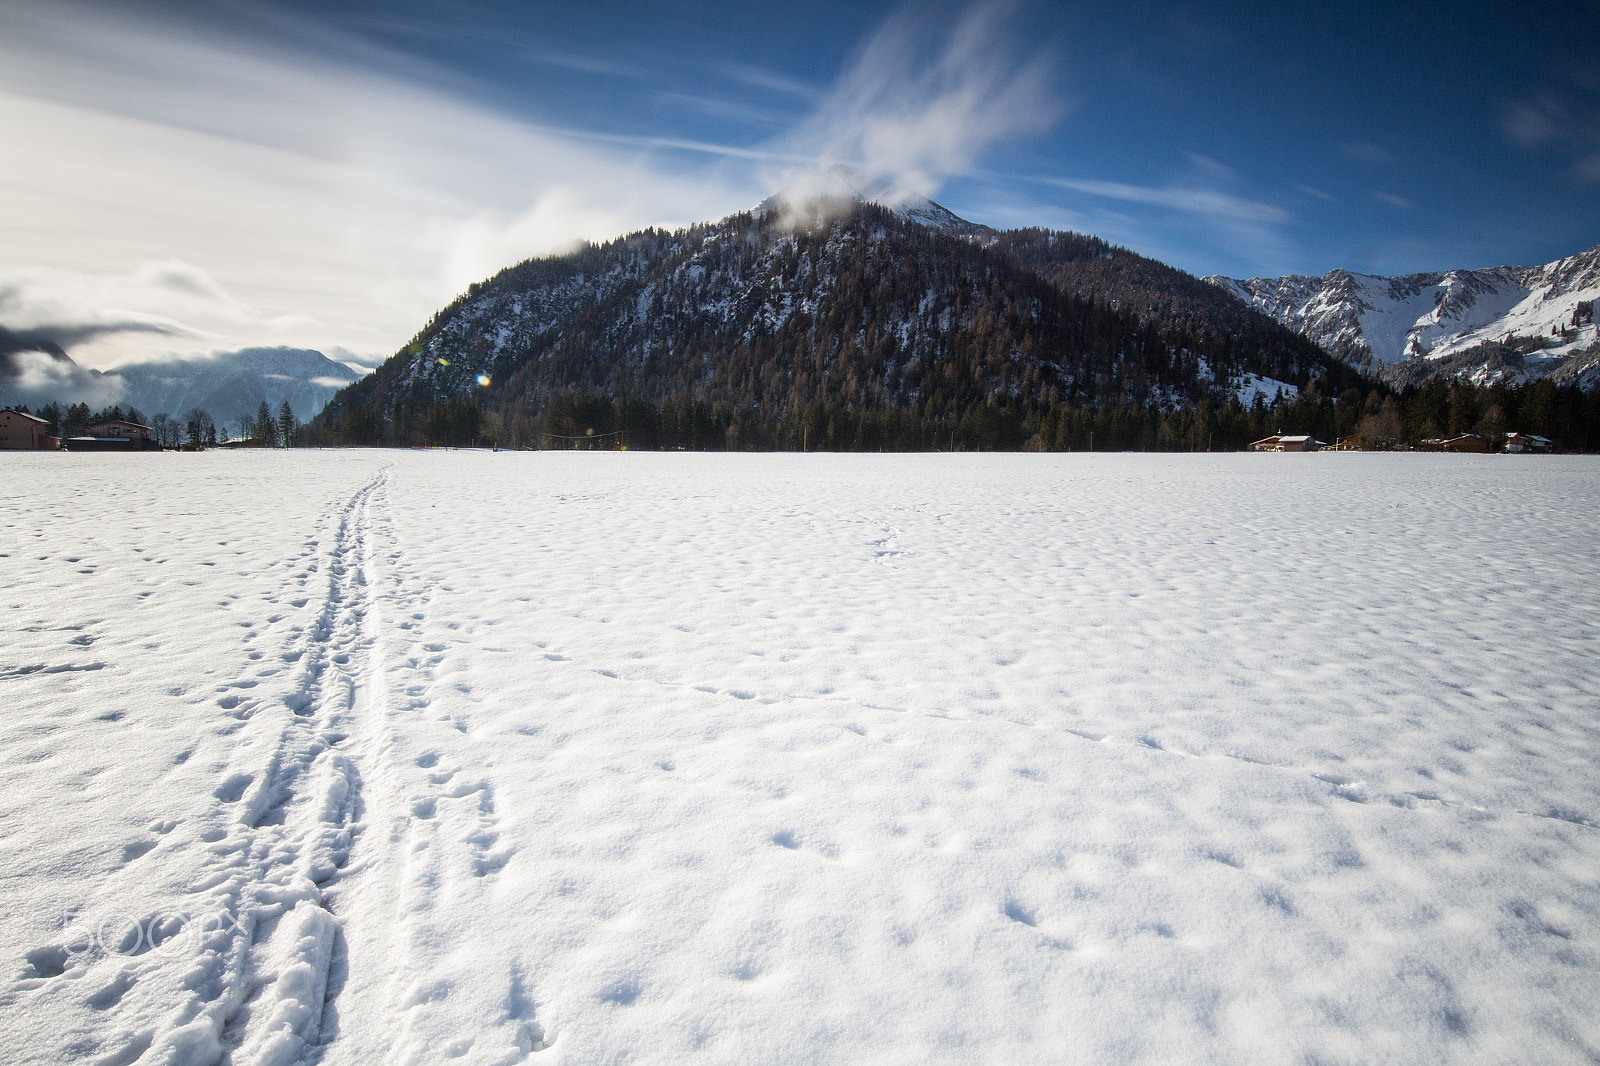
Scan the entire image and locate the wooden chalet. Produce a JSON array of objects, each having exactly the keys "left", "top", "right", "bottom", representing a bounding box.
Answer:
[
  {"left": 1439, "top": 434, "right": 1489, "bottom": 453},
  {"left": 65, "top": 419, "right": 161, "bottom": 451},
  {"left": 0, "top": 409, "right": 56, "bottom": 450},
  {"left": 1335, "top": 435, "right": 1399, "bottom": 451}
]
